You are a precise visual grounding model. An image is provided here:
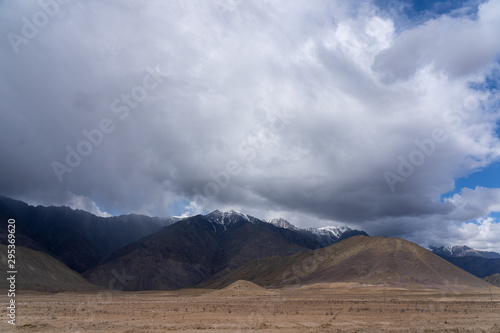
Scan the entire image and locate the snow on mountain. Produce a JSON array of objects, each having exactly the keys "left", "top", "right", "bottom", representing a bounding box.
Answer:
[
  {"left": 430, "top": 245, "right": 500, "bottom": 259},
  {"left": 267, "top": 218, "right": 351, "bottom": 237},
  {"left": 307, "top": 226, "right": 352, "bottom": 239},
  {"left": 208, "top": 212, "right": 355, "bottom": 241},
  {"left": 443, "top": 245, "right": 480, "bottom": 257},
  {"left": 205, "top": 212, "right": 367, "bottom": 246},
  {"left": 206, "top": 210, "right": 250, "bottom": 226},
  {"left": 266, "top": 217, "right": 364, "bottom": 246},
  {"left": 165, "top": 216, "right": 184, "bottom": 224},
  {"left": 268, "top": 218, "right": 298, "bottom": 230}
]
